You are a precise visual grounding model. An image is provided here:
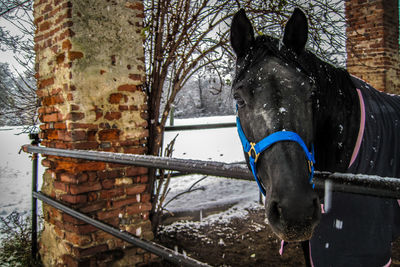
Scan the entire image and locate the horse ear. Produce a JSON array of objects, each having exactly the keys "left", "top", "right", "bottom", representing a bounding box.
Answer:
[
  {"left": 230, "top": 9, "right": 255, "bottom": 58},
  {"left": 283, "top": 8, "right": 308, "bottom": 54}
]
